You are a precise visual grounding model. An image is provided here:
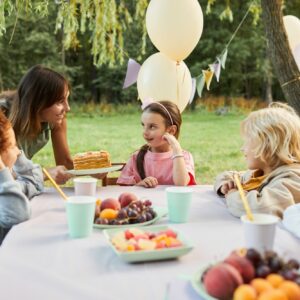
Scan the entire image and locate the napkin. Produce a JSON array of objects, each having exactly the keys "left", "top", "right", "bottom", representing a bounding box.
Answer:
[
  {"left": 282, "top": 203, "right": 300, "bottom": 239},
  {"left": 165, "top": 278, "right": 203, "bottom": 300}
]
